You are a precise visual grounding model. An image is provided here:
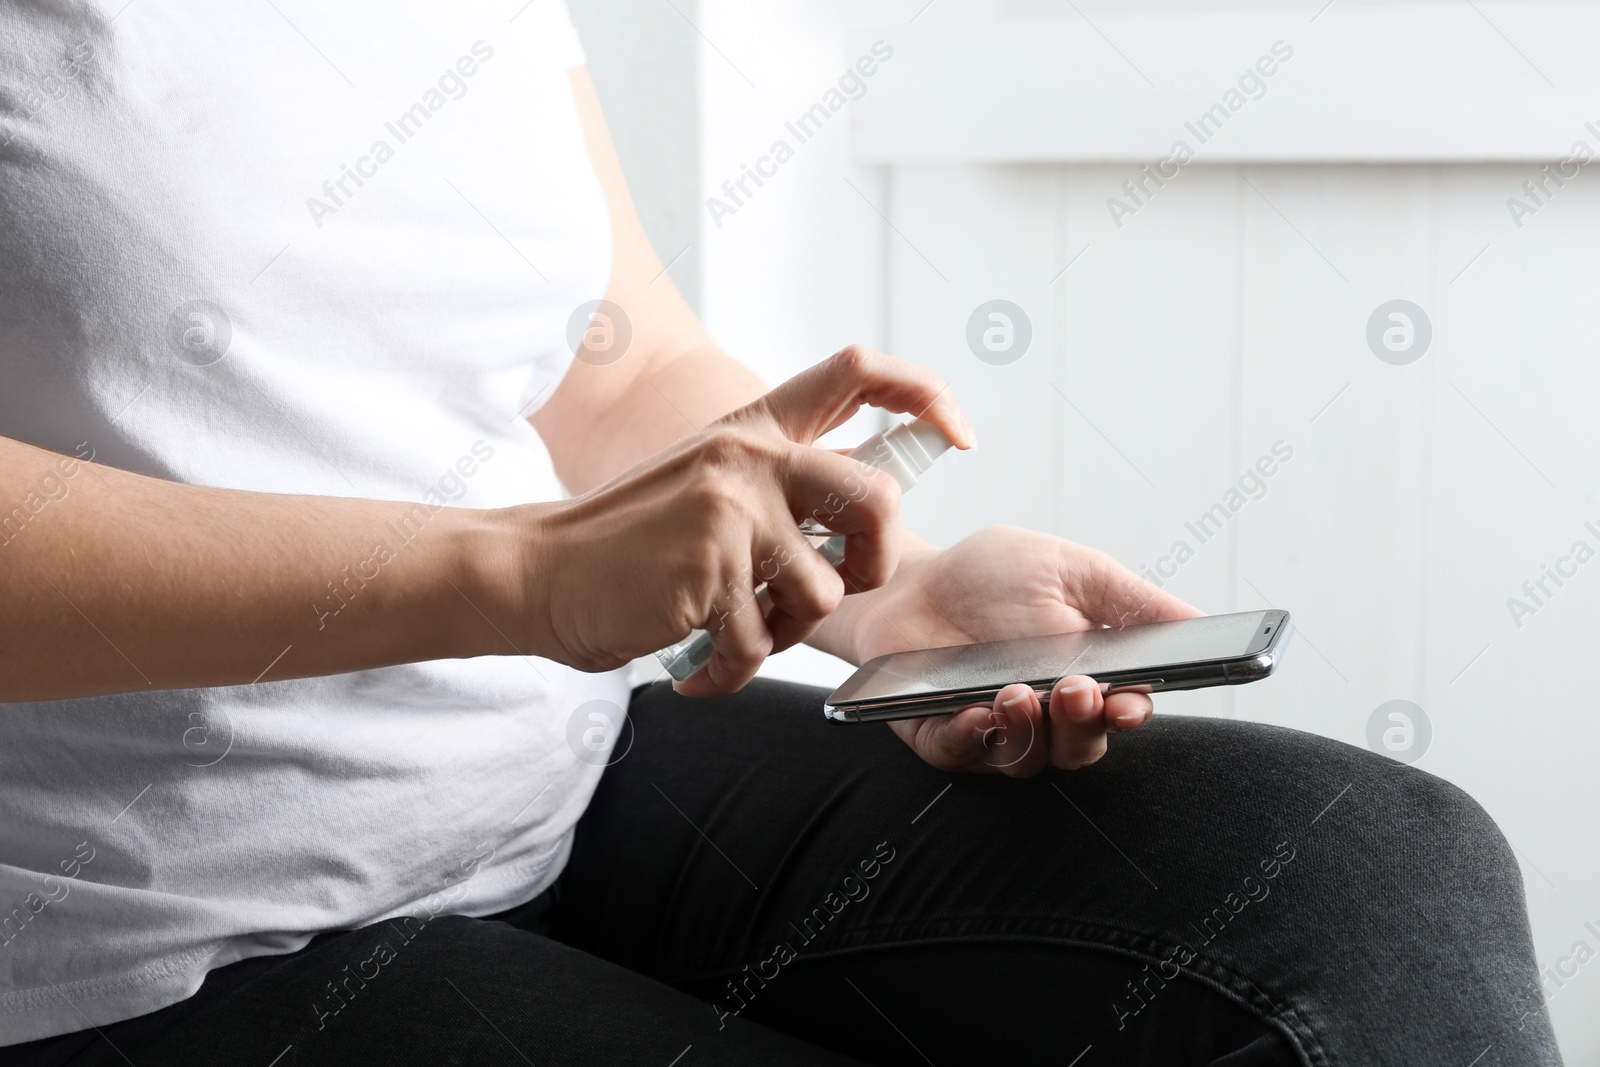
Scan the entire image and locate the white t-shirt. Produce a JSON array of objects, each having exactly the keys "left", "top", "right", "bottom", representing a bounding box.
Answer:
[{"left": 0, "top": 0, "right": 628, "bottom": 1044}]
